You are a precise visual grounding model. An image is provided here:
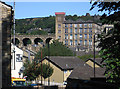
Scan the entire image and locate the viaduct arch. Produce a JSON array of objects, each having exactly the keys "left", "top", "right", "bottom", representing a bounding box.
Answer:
[{"left": 11, "top": 34, "right": 55, "bottom": 51}]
